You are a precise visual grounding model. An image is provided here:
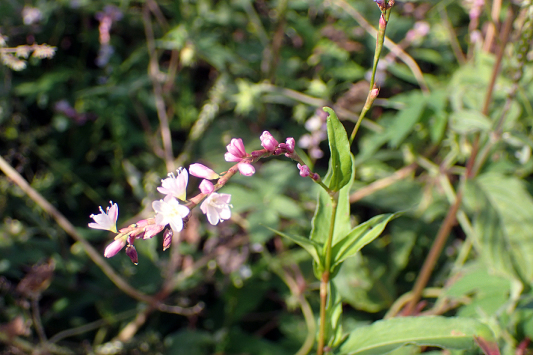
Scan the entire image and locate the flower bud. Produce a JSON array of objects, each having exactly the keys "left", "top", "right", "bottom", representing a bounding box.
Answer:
[
  {"left": 297, "top": 163, "right": 310, "bottom": 177},
  {"left": 189, "top": 163, "right": 219, "bottom": 180},
  {"left": 199, "top": 179, "right": 215, "bottom": 195},
  {"left": 104, "top": 237, "right": 127, "bottom": 258},
  {"left": 285, "top": 137, "right": 295, "bottom": 153},
  {"left": 125, "top": 244, "right": 138, "bottom": 265},
  {"left": 143, "top": 224, "right": 165, "bottom": 239},
  {"left": 260, "top": 131, "right": 279, "bottom": 151},
  {"left": 238, "top": 162, "right": 255, "bottom": 176},
  {"left": 163, "top": 228, "right": 173, "bottom": 251}
]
